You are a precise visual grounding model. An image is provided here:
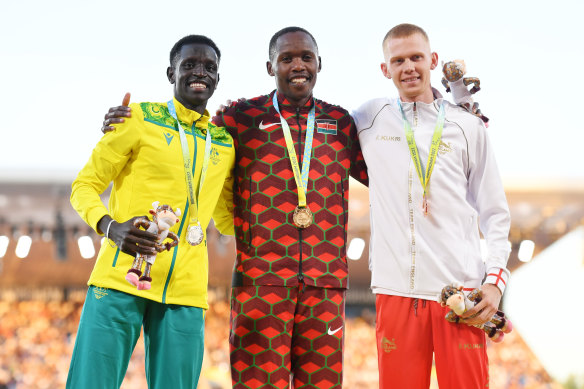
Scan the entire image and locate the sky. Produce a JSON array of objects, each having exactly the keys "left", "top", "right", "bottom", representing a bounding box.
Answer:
[{"left": 1, "top": 0, "right": 583, "bottom": 187}]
